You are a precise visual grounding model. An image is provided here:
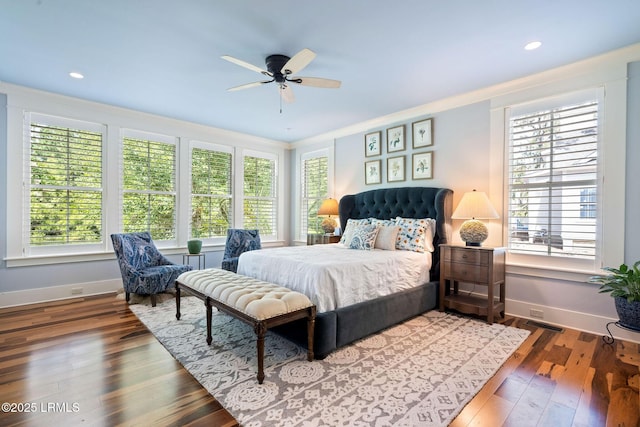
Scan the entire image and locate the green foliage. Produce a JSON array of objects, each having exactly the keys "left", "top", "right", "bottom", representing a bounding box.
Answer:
[{"left": 589, "top": 260, "right": 640, "bottom": 302}]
